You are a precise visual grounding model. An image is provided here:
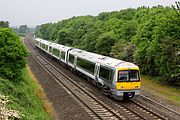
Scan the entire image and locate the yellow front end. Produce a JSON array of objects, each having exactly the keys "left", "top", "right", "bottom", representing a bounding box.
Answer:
[
  {"left": 116, "top": 81, "right": 141, "bottom": 90},
  {"left": 115, "top": 68, "right": 141, "bottom": 90}
]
